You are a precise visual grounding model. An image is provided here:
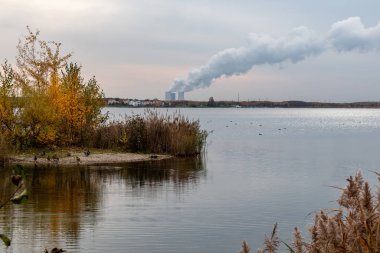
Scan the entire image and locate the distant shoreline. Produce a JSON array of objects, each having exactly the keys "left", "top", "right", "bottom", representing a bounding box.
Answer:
[{"left": 105, "top": 98, "right": 380, "bottom": 109}]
